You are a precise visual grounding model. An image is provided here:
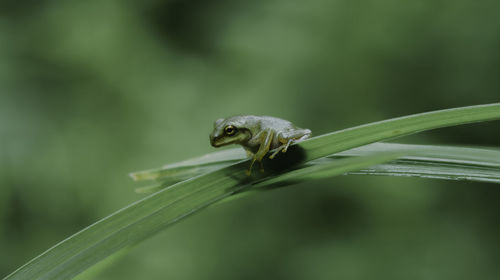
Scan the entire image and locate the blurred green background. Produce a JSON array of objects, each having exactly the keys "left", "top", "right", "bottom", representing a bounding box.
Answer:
[{"left": 1, "top": 0, "right": 500, "bottom": 279}]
